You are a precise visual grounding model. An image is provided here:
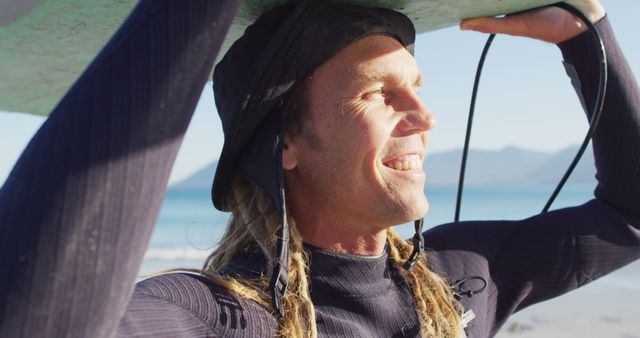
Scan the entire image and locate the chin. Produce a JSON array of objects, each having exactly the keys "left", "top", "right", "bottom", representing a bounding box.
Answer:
[
  {"left": 410, "top": 199, "right": 430, "bottom": 220},
  {"left": 394, "top": 195, "right": 429, "bottom": 223}
]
